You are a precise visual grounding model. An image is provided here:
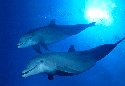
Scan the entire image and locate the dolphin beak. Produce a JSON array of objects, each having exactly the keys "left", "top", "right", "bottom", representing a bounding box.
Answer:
[
  {"left": 22, "top": 70, "right": 28, "bottom": 78},
  {"left": 22, "top": 74, "right": 26, "bottom": 78},
  {"left": 17, "top": 43, "right": 21, "bottom": 48},
  {"left": 17, "top": 45, "right": 19, "bottom": 48}
]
